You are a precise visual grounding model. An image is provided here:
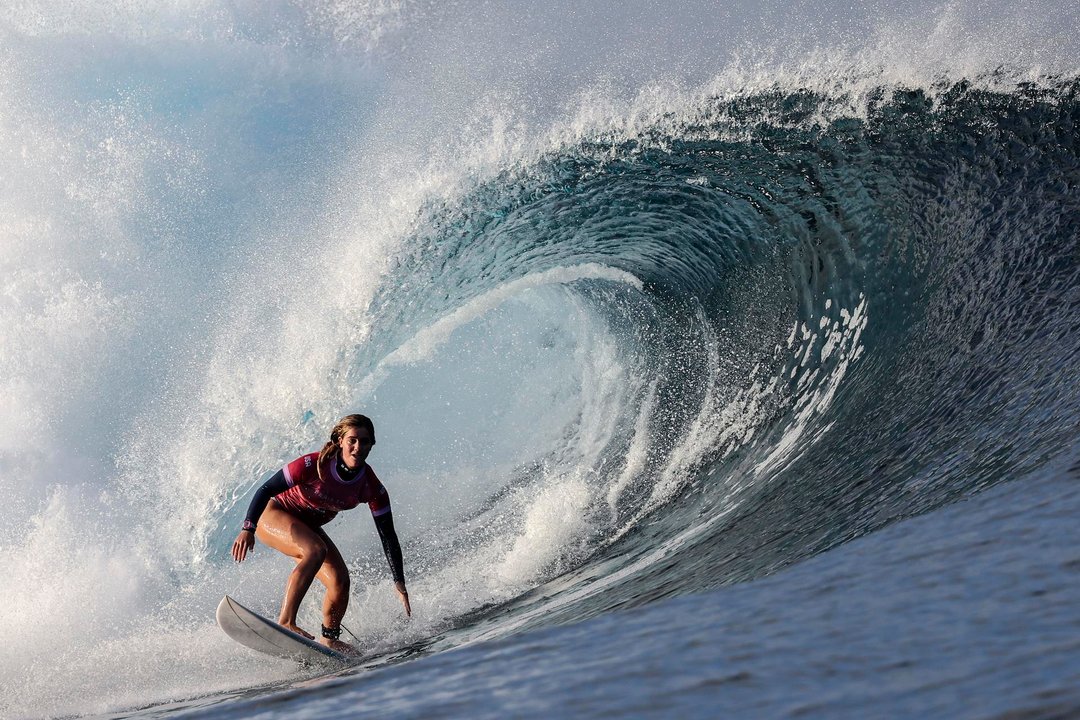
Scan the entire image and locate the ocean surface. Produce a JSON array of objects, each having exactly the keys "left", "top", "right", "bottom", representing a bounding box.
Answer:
[{"left": 1, "top": 1, "right": 1078, "bottom": 718}]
